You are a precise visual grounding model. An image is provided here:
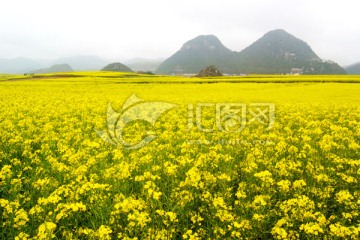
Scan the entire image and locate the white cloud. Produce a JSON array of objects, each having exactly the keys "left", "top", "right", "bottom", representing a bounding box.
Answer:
[{"left": 0, "top": 0, "right": 359, "bottom": 65}]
